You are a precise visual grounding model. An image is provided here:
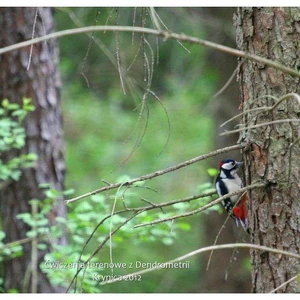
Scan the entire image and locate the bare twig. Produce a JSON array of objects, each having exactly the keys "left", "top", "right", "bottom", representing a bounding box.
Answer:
[
  {"left": 114, "top": 10, "right": 126, "bottom": 95},
  {"left": 1, "top": 26, "right": 299, "bottom": 78},
  {"left": 67, "top": 189, "right": 216, "bottom": 292},
  {"left": 80, "top": 9, "right": 100, "bottom": 88},
  {"left": 133, "top": 184, "right": 265, "bottom": 228},
  {"left": 31, "top": 201, "right": 38, "bottom": 293},
  {"left": 65, "top": 144, "right": 242, "bottom": 204},
  {"left": 109, "top": 181, "right": 127, "bottom": 274},
  {"left": 211, "top": 61, "right": 242, "bottom": 99},
  {"left": 221, "top": 93, "right": 300, "bottom": 128},
  {"left": 206, "top": 191, "right": 247, "bottom": 271},
  {"left": 220, "top": 119, "right": 300, "bottom": 136},
  {"left": 288, "top": 136, "right": 300, "bottom": 185},
  {"left": 148, "top": 7, "right": 161, "bottom": 31},
  {"left": 66, "top": 210, "right": 144, "bottom": 292},
  {"left": 26, "top": 8, "right": 38, "bottom": 71},
  {"left": 100, "top": 242, "right": 300, "bottom": 285},
  {"left": 269, "top": 275, "right": 298, "bottom": 293},
  {"left": 148, "top": 89, "right": 171, "bottom": 156}
]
